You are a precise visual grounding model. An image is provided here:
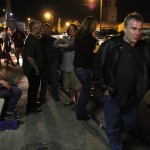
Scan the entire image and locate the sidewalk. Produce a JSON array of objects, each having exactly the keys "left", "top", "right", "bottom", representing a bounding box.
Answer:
[{"left": 0, "top": 57, "right": 150, "bottom": 150}]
